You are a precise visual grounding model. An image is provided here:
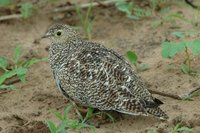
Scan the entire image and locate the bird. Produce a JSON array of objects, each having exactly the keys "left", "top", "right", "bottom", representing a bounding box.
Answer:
[{"left": 43, "top": 24, "right": 168, "bottom": 120}]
